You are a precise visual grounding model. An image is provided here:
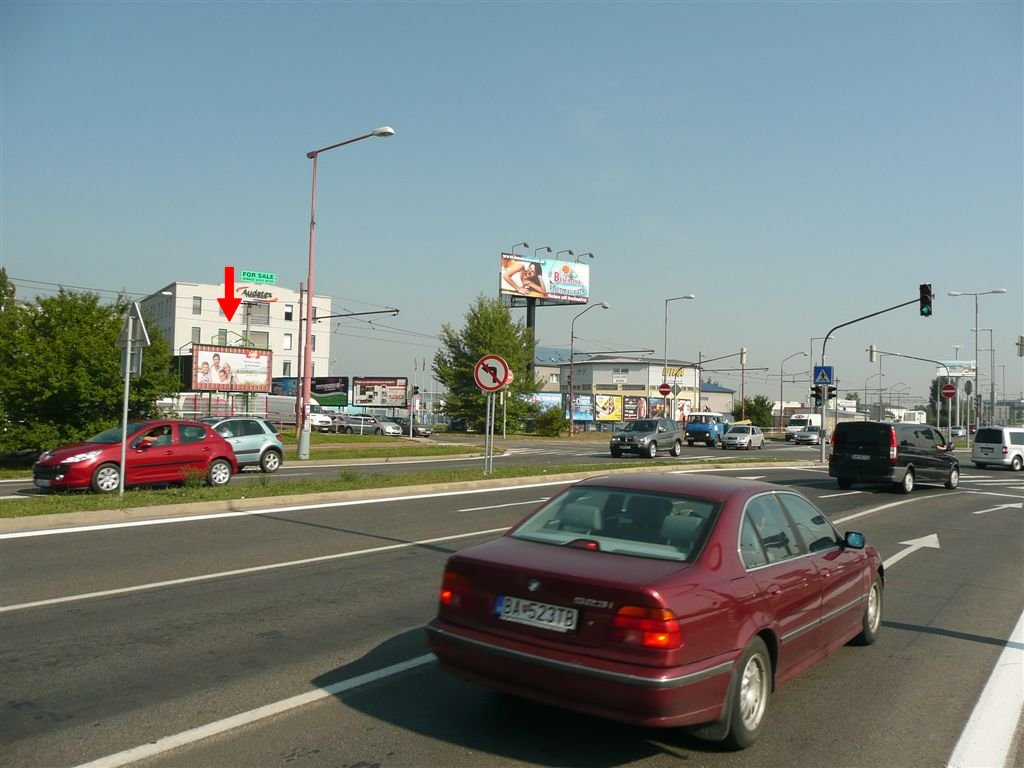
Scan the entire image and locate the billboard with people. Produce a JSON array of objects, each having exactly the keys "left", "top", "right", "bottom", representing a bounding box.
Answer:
[
  {"left": 192, "top": 344, "right": 272, "bottom": 392},
  {"left": 499, "top": 253, "right": 590, "bottom": 307}
]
